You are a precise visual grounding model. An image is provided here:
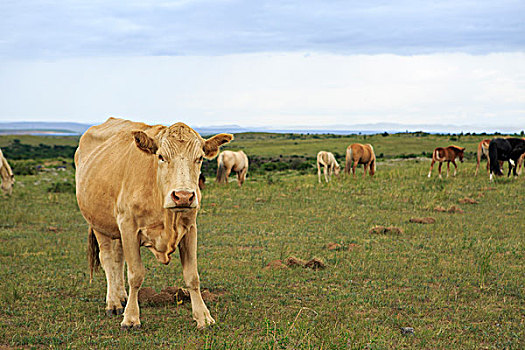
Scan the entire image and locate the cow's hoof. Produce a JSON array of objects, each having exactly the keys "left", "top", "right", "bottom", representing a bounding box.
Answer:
[
  {"left": 121, "top": 323, "right": 141, "bottom": 331},
  {"left": 196, "top": 315, "right": 215, "bottom": 330},
  {"left": 106, "top": 307, "right": 125, "bottom": 316}
]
